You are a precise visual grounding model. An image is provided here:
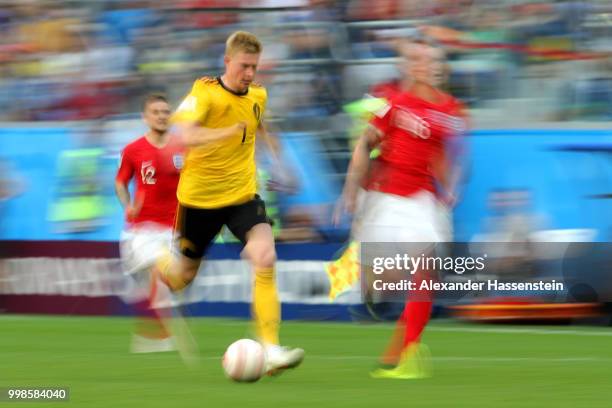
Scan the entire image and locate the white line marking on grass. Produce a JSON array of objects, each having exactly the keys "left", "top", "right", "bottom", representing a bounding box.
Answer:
[
  {"left": 308, "top": 356, "right": 611, "bottom": 363},
  {"left": 428, "top": 326, "right": 612, "bottom": 337},
  {"left": 3, "top": 315, "right": 612, "bottom": 337},
  {"left": 198, "top": 355, "right": 611, "bottom": 363},
  {"left": 432, "top": 356, "right": 610, "bottom": 363},
  {"left": 214, "top": 320, "right": 612, "bottom": 337}
]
